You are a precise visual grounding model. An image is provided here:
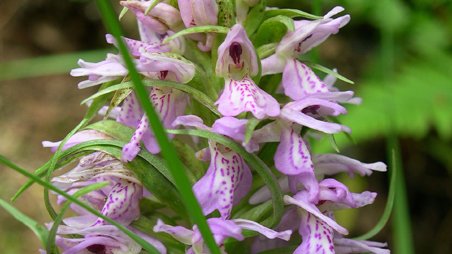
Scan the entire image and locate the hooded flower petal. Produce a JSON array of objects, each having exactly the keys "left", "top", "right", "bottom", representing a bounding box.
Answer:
[
  {"left": 216, "top": 24, "right": 258, "bottom": 79},
  {"left": 193, "top": 141, "right": 252, "bottom": 219},
  {"left": 281, "top": 98, "right": 350, "bottom": 134},
  {"left": 70, "top": 53, "right": 128, "bottom": 89},
  {"left": 314, "top": 154, "right": 387, "bottom": 177},
  {"left": 216, "top": 77, "right": 280, "bottom": 119},
  {"left": 105, "top": 34, "right": 169, "bottom": 57},
  {"left": 178, "top": 0, "right": 218, "bottom": 28},
  {"left": 121, "top": 1, "right": 183, "bottom": 33}
]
